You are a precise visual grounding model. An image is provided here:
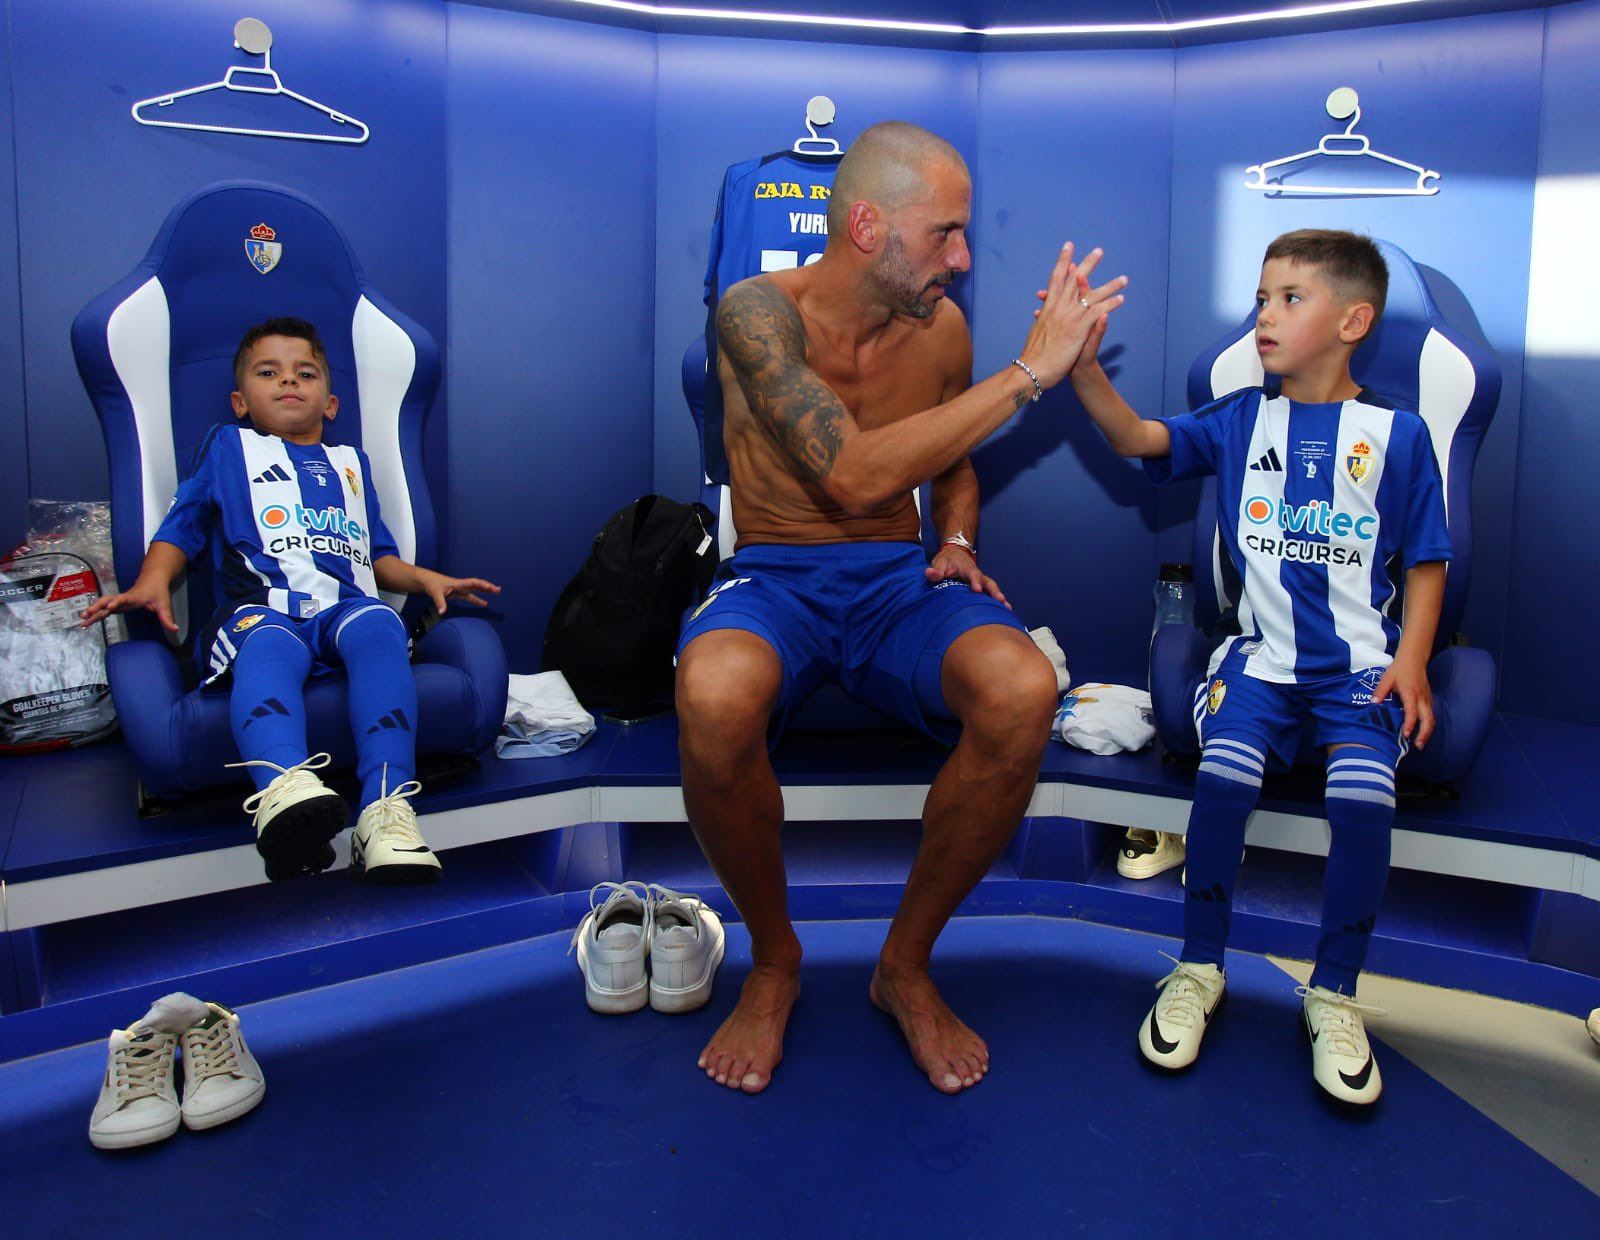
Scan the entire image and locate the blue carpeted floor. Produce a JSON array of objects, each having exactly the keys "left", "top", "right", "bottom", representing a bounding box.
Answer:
[{"left": 2, "top": 916, "right": 1595, "bottom": 1236}]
